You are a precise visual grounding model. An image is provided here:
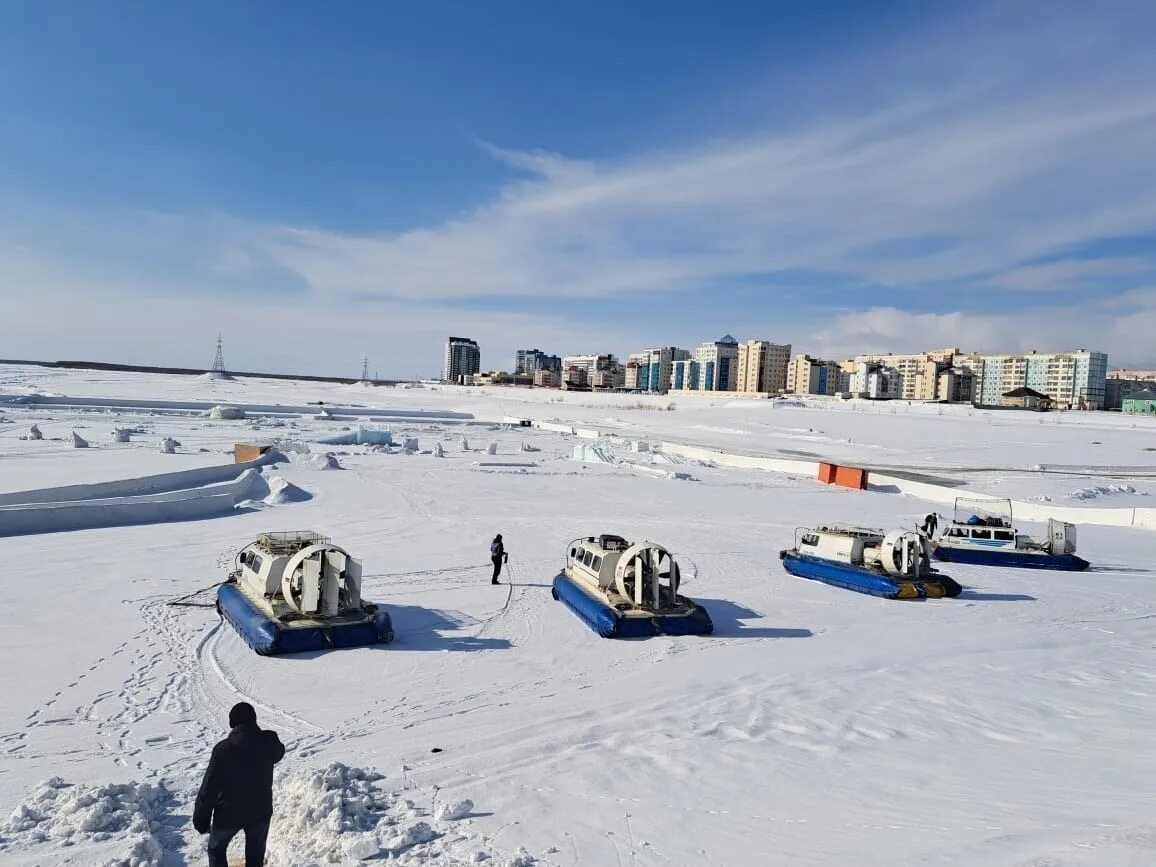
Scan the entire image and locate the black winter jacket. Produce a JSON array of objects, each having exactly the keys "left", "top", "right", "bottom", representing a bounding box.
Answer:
[{"left": 193, "top": 722, "right": 285, "bottom": 832}]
